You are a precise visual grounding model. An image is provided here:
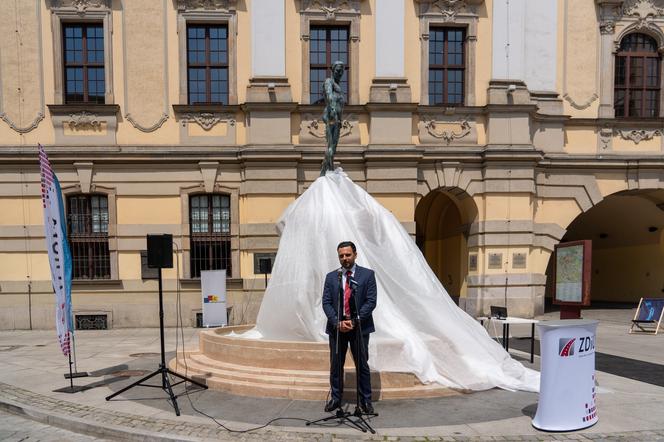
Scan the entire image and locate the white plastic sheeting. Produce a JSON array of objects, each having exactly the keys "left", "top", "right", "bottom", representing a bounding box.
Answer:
[{"left": 242, "top": 169, "right": 539, "bottom": 392}]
